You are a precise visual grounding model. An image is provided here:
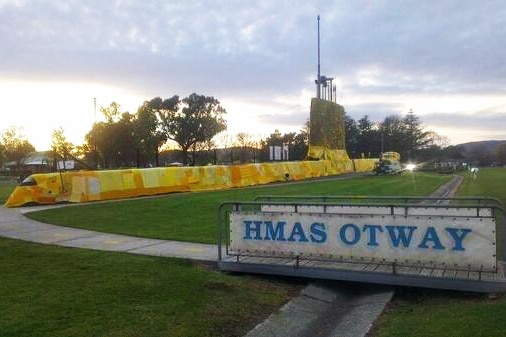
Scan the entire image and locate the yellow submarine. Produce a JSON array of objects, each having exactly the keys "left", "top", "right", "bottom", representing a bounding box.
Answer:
[{"left": 4, "top": 99, "right": 377, "bottom": 207}]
